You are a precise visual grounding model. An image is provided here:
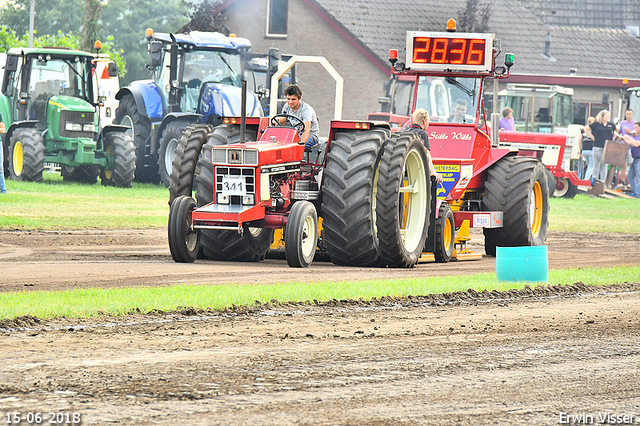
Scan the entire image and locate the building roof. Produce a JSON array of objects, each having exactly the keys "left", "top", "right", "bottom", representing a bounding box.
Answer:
[
  {"left": 516, "top": 0, "right": 640, "bottom": 30},
  {"left": 310, "top": 0, "right": 640, "bottom": 82}
]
